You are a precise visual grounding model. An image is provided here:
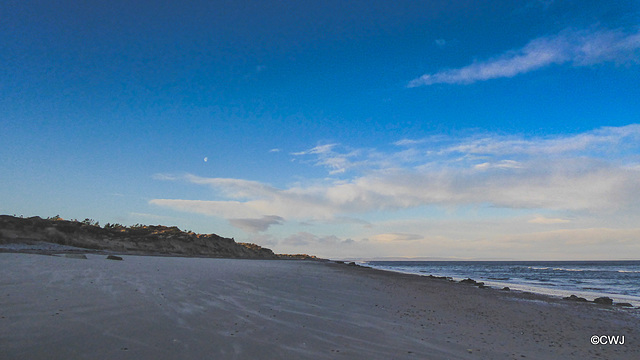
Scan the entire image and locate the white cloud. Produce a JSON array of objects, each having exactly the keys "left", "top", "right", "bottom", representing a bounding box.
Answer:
[
  {"left": 150, "top": 125, "right": 640, "bottom": 258},
  {"left": 474, "top": 160, "right": 523, "bottom": 170},
  {"left": 150, "top": 199, "right": 263, "bottom": 218},
  {"left": 408, "top": 28, "right": 640, "bottom": 87},
  {"left": 151, "top": 159, "right": 639, "bottom": 219}
]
